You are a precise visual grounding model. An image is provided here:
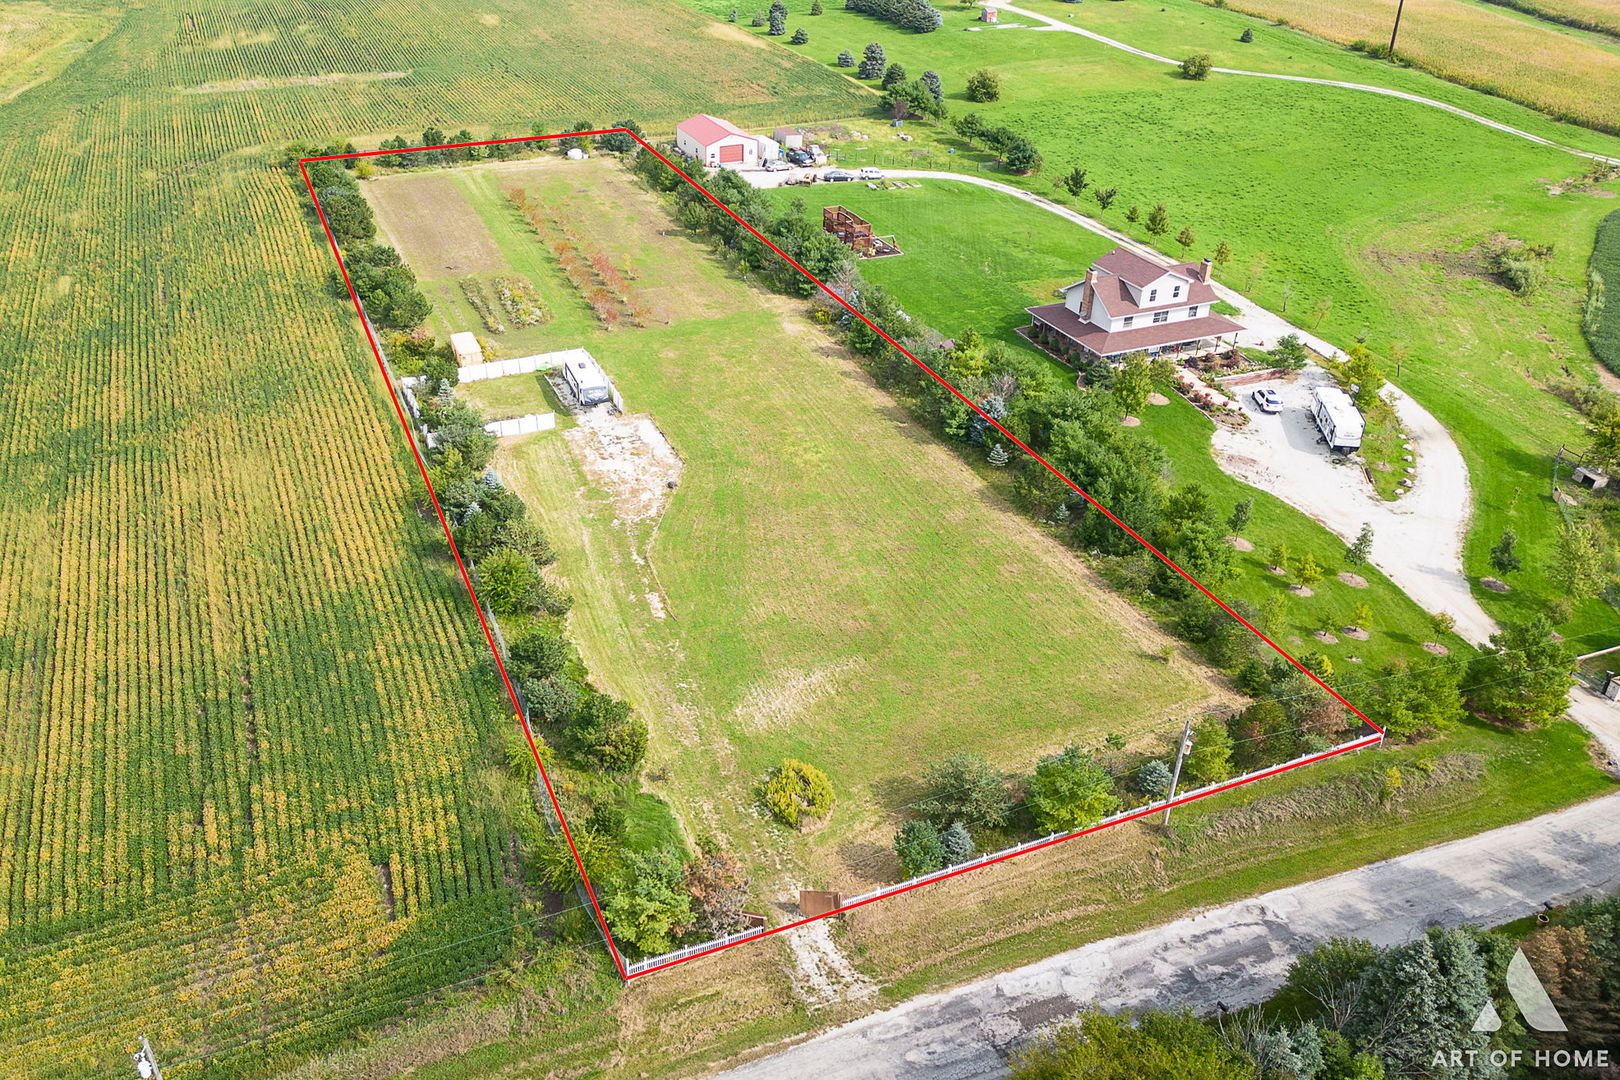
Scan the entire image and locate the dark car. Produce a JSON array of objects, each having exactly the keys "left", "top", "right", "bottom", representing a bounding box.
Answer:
[
  {"left": 823, "top": 169, "right": 857, "bottom": 182},
  {"left": 785, "top": 148, "right": 814, "bottom": 166}
]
